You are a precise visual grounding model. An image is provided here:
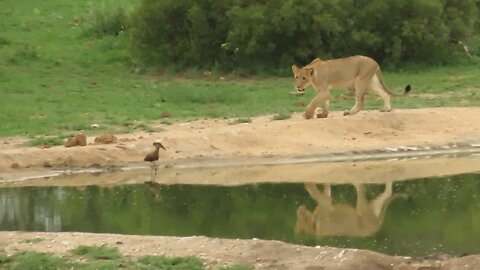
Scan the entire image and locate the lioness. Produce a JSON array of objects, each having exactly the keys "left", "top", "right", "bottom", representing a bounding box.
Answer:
[{"left": 291, "top": 56, "right": 411, "bottom": 119}]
